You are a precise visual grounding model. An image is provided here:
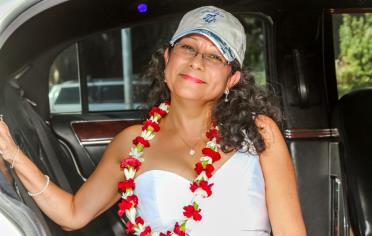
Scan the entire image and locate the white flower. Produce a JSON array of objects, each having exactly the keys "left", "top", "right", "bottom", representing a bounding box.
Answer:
[
  {"left": 124, "top": 168, "right": 136, "bottom": 179},
  {"left": 122, "top": 189, "right": 133, "bottom": 198},
  {"left": 125, "top": 208, "right": 137, "bottom": 223},
  {"left": 141, "top": 130, "right": 155, "bottom": 141},
  {"left": 194, "top": 188, "right": 208, "bottom": 198},
  {"left": 200, "top": 155, "right": 213, "bottom": 164},
  {"left": 134, "top": 223, "right": 145, "bottom": 234},
  {"left": 206, "top": 139, "right": 220, "bottom": 149},
  {"left": 195, "top": 171, "right": 208, "bottom": 181},
  {"left": 130, "top": 147, "right": 143, "bottom": 159},
  {"left": 159, "top": 103, "right": 170, "bottom": 112}
]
